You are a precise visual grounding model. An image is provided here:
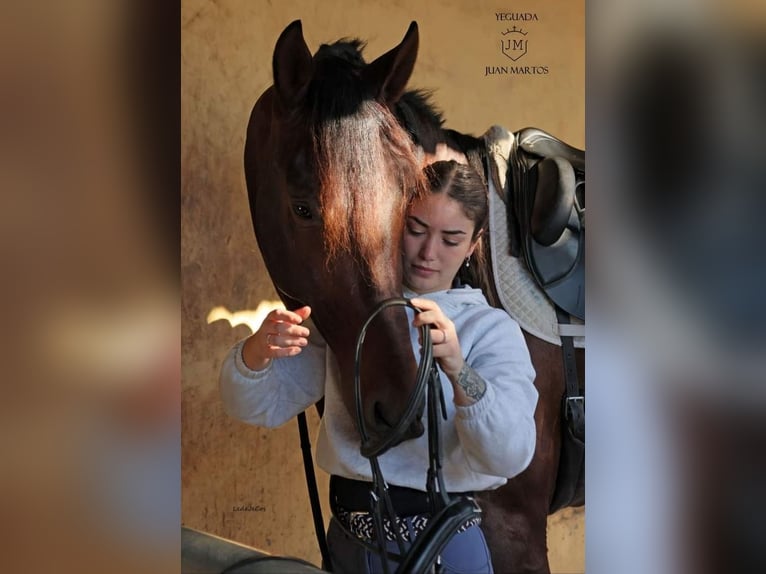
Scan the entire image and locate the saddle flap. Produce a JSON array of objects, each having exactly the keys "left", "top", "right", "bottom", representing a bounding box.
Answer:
[
  {"left": 547, "top": 259, "right": 584, "bottom": 320},
  {"left": 530, "top": 157, "right": 576, "bottom": 246},
  {"left": 528, "top": 226, "right": 579, "bottom": 285}
]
